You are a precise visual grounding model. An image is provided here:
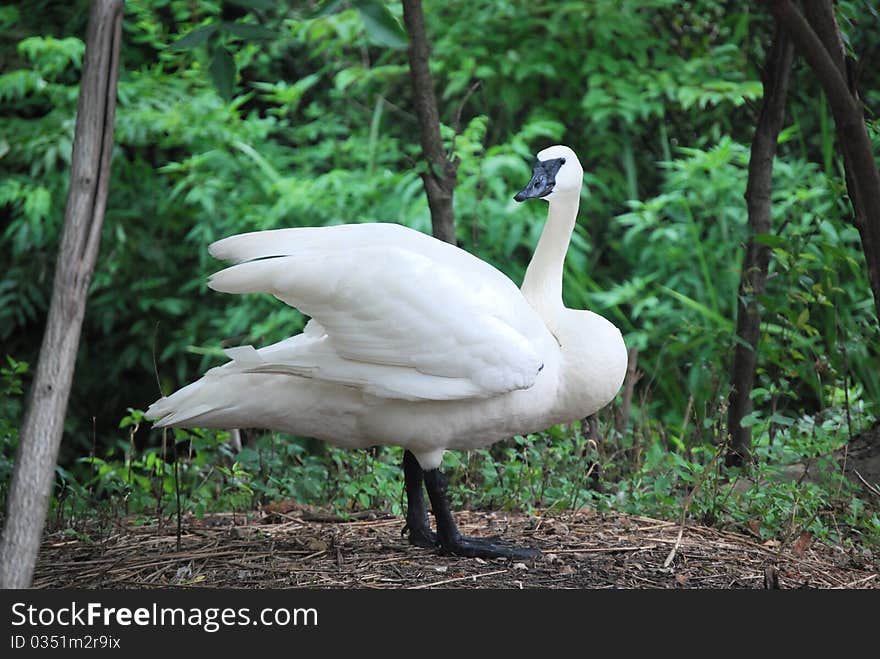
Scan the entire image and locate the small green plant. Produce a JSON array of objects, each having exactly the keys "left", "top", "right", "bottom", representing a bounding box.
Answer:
[{"left": 0, "top": 356, "right": 29, "bottom": 506}]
